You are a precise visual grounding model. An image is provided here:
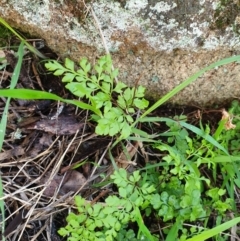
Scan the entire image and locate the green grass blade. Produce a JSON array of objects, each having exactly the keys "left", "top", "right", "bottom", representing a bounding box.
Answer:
[
  {"left": 135, "top": 206, "right": 156, "bottom": 241},
  {"left": 0, "top": 41, "right": 24, "bottom": 150},
  {"left": 179, "top": 120, "right": 229, "bottom": 155},
  {"left": 137, "top": 116, "right": 229, "bottom": 155},
  {"left": 201, "top": 155, "right": 240, "bottom": 163},
  {"left": 185, "top": 217, "right": 240, "bottom": 241},
  {"left": 10, "top": 42, "right": 25, "bottom": 88},
  {"left": 0, "top": 98, "right": 10, "bottom": 152},
  {"left": 0, "top": 41, "right": 24, "bottom": 241},
  {"left": 0, "top": 89, "right": 102, "bottom": 116},
  {"left": 139, "top": 55, "right": 240, "bottom": 119},
  {"left": 0, "top": 17, "right": 46, "bottom": 59},
  {"left": 166, "top": 219, "right": 180, "bottom": 241}
]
